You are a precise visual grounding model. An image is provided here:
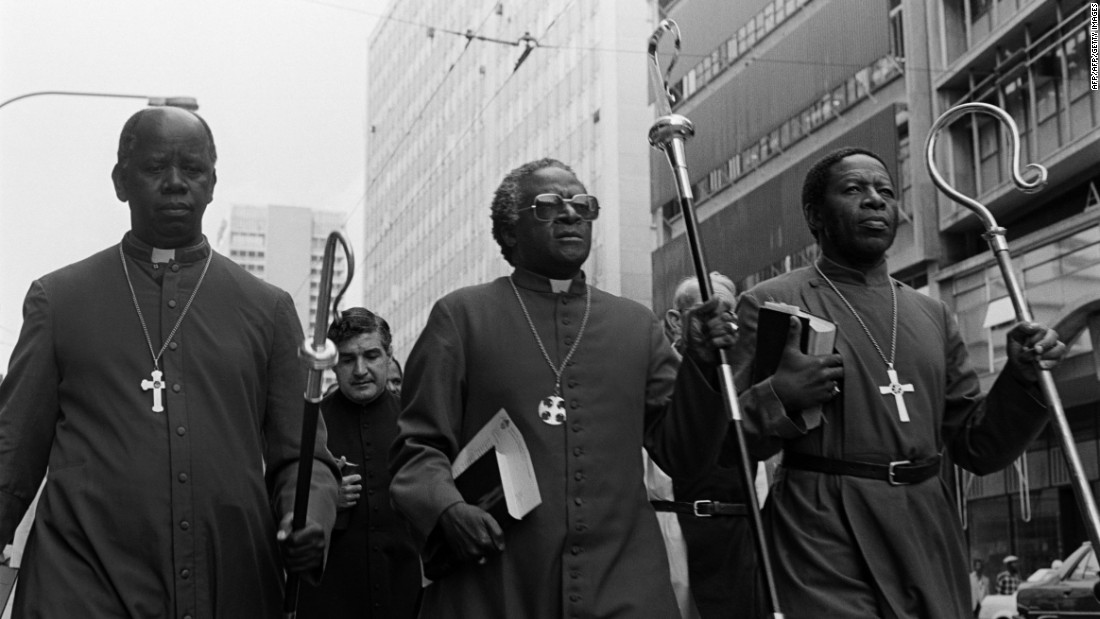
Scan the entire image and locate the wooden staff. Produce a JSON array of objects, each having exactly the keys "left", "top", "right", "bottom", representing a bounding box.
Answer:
[
  {"left": 284, "top": 231, "right": 355, "bottom": 619},
  {"left": 647, "top": 19, "right": 784, "bottom": 618},
  {"left": 926, "top": 101, "right": 1100, "bottom": 556}
]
